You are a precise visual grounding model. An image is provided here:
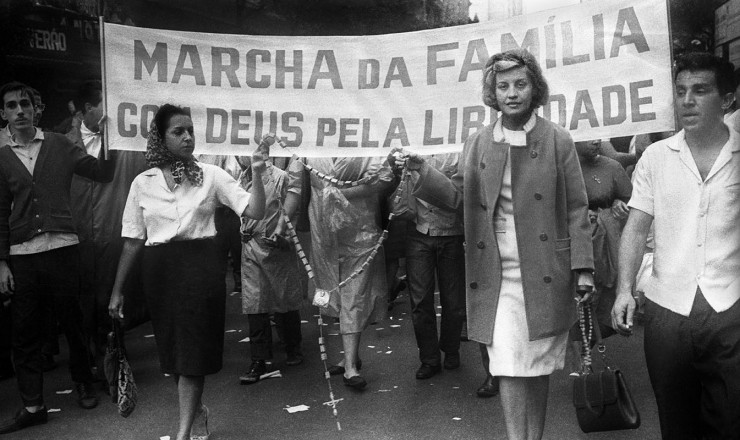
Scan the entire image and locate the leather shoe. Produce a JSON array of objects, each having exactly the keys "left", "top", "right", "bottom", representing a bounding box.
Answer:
[
  {"left": 75, "top": 382, "right": 99, "bottom": 409},
  {"left": 0, "top": 407, "right": 48, "bottom": 434},
  {"left": 240, "top": 360, "right": 267, "bottom": 385},
  {"left": 443, "top": 352, "right": 460, "bottom": 370},
  {"left": 342, "top": 375, "right": 367, "bottom": 390},
  {"left": 415, "top": 363, "right": 441, "bottom": 380},
  {"left": 327, "top": 359, "right": 362, "bottom": 376},
  {"left": 476, "top": 375, "right": 500, "bottom": 398}
]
